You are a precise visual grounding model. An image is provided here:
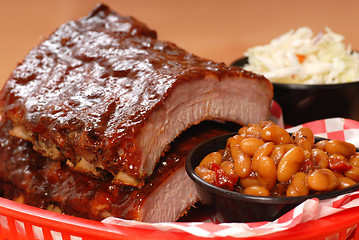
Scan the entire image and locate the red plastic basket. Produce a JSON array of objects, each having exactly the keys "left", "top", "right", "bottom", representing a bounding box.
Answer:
[{"left": 0, "top": 196, "right": 359, "bottom": 240}]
